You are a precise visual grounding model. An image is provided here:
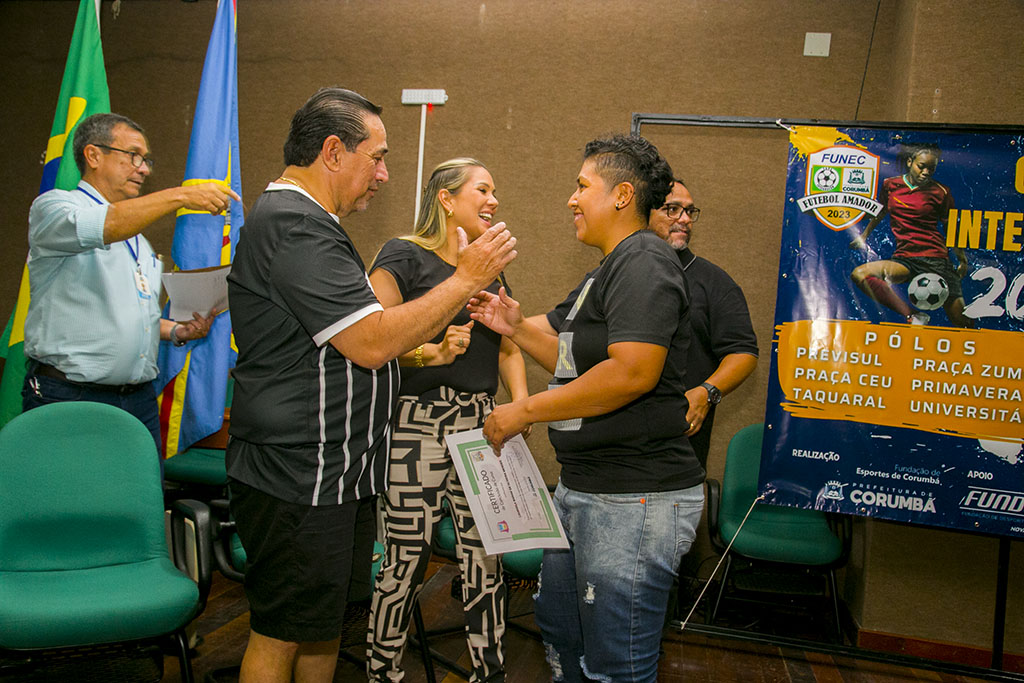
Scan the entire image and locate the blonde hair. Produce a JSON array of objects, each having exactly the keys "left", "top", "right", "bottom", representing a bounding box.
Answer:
[{"left": 402, "top": 157, "right": 488, "bottom": 252}]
